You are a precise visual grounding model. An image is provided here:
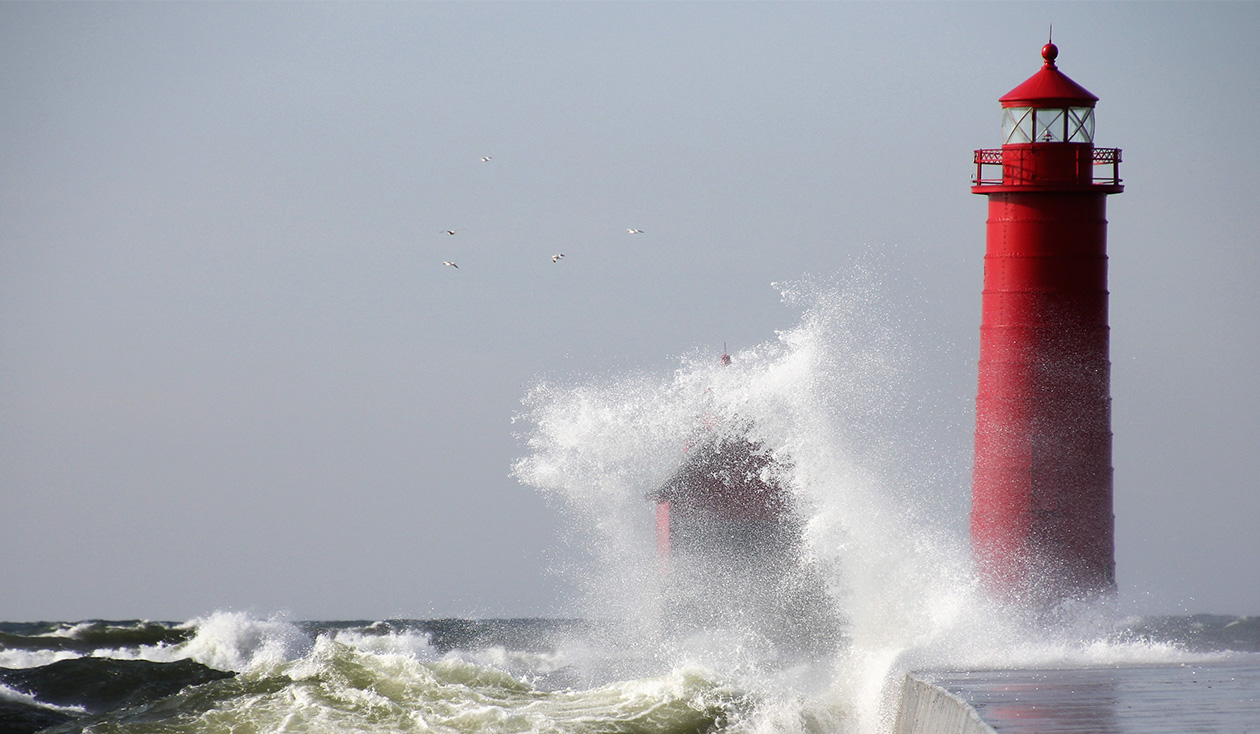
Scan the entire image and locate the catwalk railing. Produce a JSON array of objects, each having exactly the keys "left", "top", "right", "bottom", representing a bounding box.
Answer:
[{"left": 973, "top": 147, "right": 1122, "bottom": 188}]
